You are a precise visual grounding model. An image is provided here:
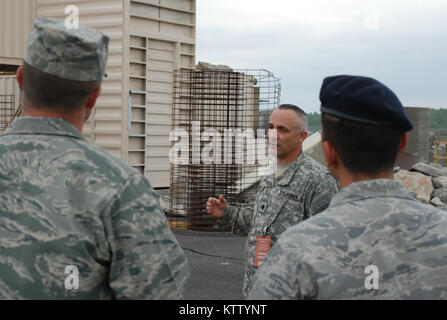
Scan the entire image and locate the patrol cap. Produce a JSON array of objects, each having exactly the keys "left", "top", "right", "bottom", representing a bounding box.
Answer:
[
  {"left": 24, "top": 18, "right": 109, "bottom": 82},
  {"left": 320, "top": 75, "right": 413, "bottom": 131}
]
